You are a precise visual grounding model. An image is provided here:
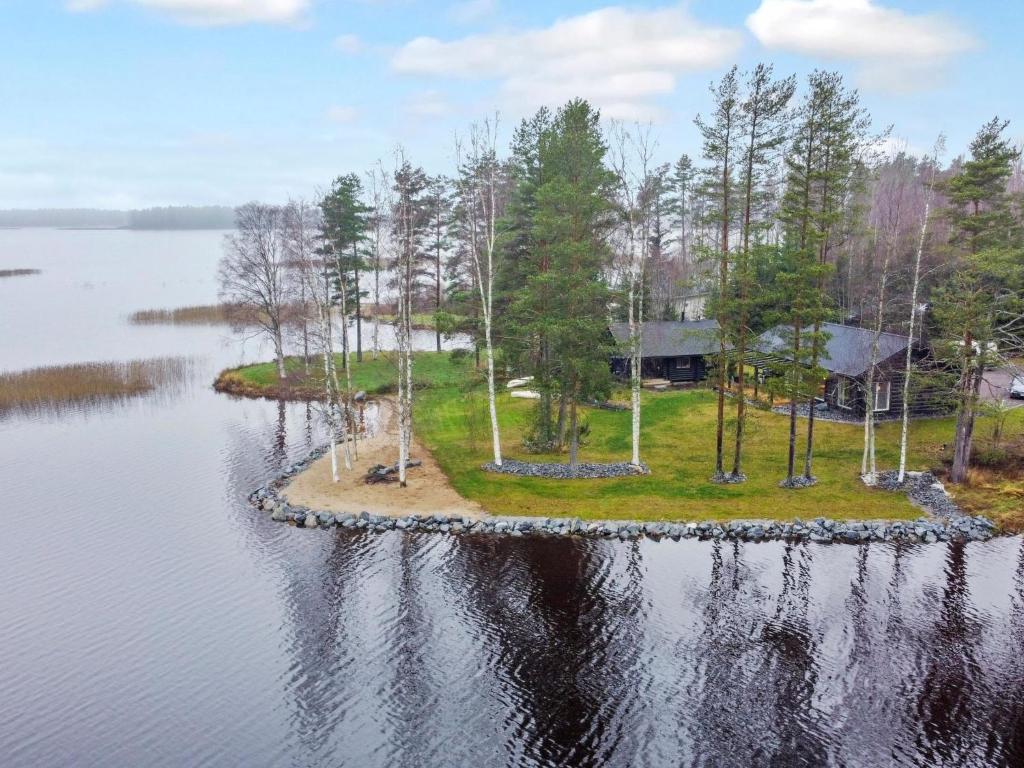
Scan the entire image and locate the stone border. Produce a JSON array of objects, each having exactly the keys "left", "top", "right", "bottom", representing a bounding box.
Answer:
[
  {"left": 481, "top": 459, "right": 650, "bottom": 479},
  {"left": 247, "top": 445, "right": 998, "bottom": 544}
]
